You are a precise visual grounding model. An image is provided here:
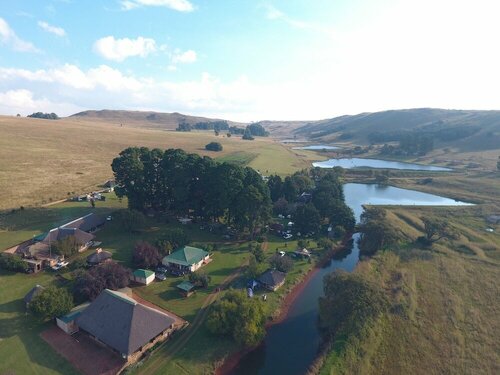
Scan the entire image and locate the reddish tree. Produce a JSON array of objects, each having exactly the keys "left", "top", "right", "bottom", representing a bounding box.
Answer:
[{"left": 133, "top": 241, "right": 162, "bottom": 269}]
